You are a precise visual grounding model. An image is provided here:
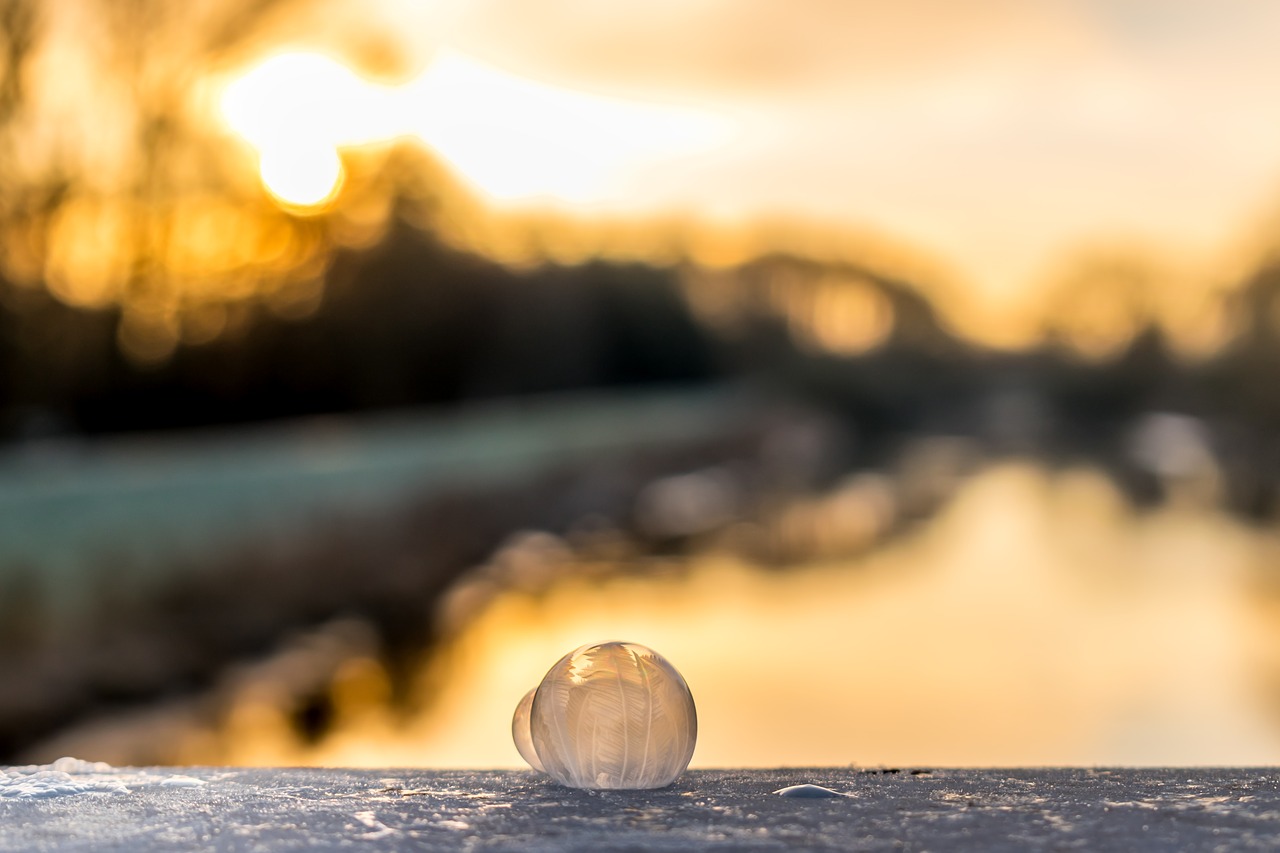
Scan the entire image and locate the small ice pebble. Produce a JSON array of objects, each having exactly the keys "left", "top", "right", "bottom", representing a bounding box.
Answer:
[{"left": 774, "top": 784, "right": 847, "bottom": 798}]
